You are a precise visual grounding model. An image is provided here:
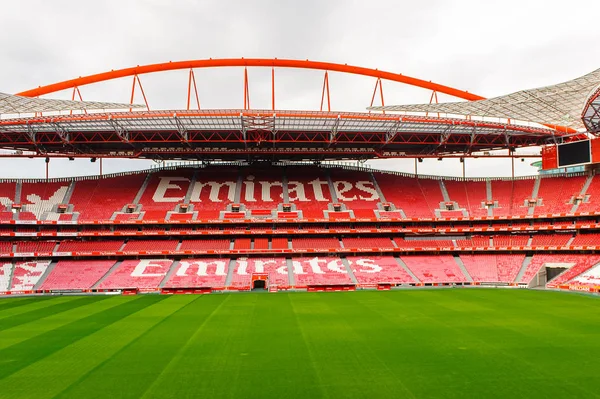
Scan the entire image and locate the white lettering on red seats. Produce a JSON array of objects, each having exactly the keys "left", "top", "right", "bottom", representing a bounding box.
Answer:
[
  {"left": 292, "top": 257, "right": 348, "bottom": 274},
  {"left": 0, "top": 263, "right": 11, "bottom": 291},
  {"left": 333, "top": 180, "right": 379, "bottom": 201},
  {"left": 243, "top": 176, "right": 256, "bottom": 202},
  {"left": 0, "top": 197, "right": 12, "bottom": 208},
  {"left": 355, "top": 181, "right": 380, "bottom": 200},
  {"left": 130, "top": 259, "right": 169, "bottom": 277},
  {"left": 260, "top": 181, "right": 283, "bottom": 202},
  {"left": 308, "top": 179, "right": 330, "bottom": 202},
  {"left": 11, "top": 261, "right": 50, "bottom": 290},
  {"left": 352, "top": 258, "right": 383, "bottom": 273},
  {"left": 334, "top": 181, "right": 357, "bottom": 201},
  {"left": 189, "top": 181, "right": 236, "bottom": 203},
  {"left": 152, "top": 177, "right": 190, "bottom": 202},
  {"left": 23, "top": 186, "right": 68, "bottom": 218},
  {"left": 287, "top": 181, "right": 310, "bottom": 202},
  {"left": 236, "top": 259, "right": 287, "bottom": 275},
  {"left": 177, "top": 260, "right": 227, "bottom": 276}
]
